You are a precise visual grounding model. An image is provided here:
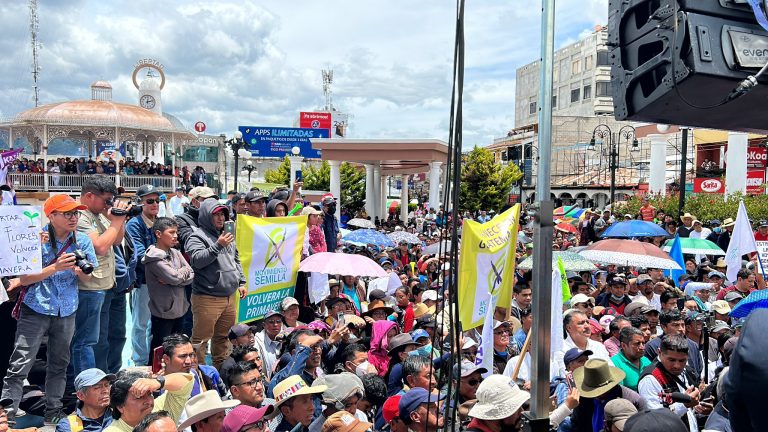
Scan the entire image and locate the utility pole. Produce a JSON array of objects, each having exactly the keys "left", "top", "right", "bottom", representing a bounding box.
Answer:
[{"left": 29, "top": 0, "right": 41, "bottom": 107}]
